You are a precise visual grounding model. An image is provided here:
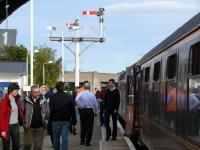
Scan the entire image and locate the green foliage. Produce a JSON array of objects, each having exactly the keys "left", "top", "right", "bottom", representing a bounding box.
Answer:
[
  {"left": 0, "top": 45, "right": 61, "bottom": 87},
  {"left": 33, "top": 46, "right": 61, "bottom": 87},
  {"left": 0, "top": 45, "right": 27, "bottom": 61}
]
